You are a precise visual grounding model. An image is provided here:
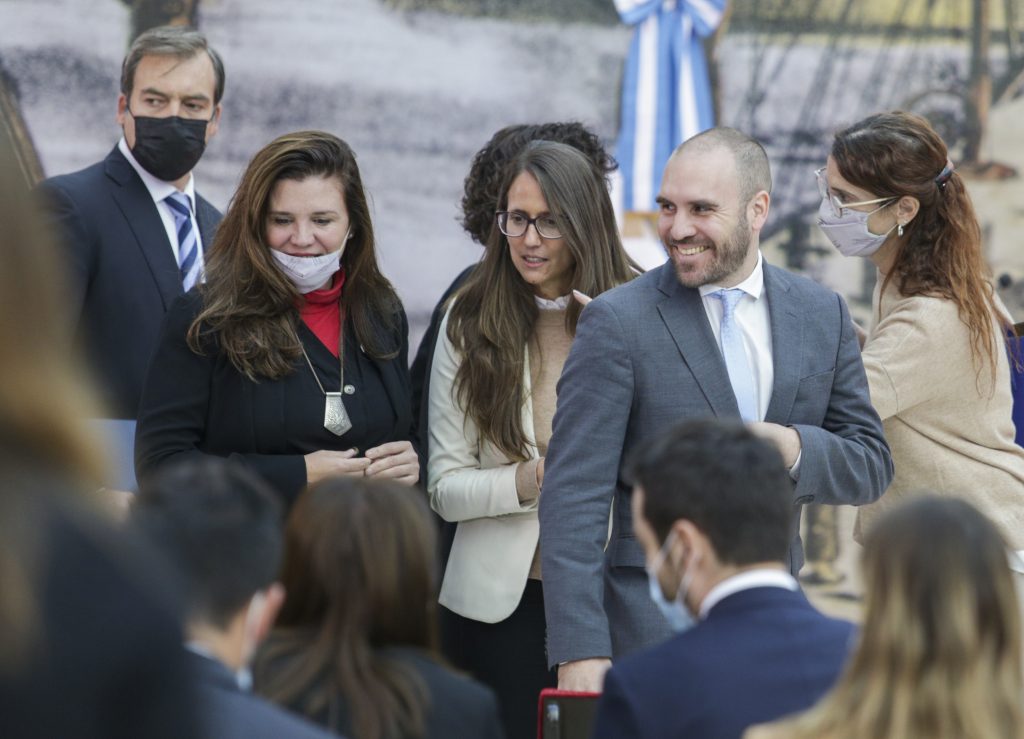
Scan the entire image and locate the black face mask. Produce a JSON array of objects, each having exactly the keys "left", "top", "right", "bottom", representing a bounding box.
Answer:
[{"left": 127, "top": 110, "right": 211, "bottom": 181}]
